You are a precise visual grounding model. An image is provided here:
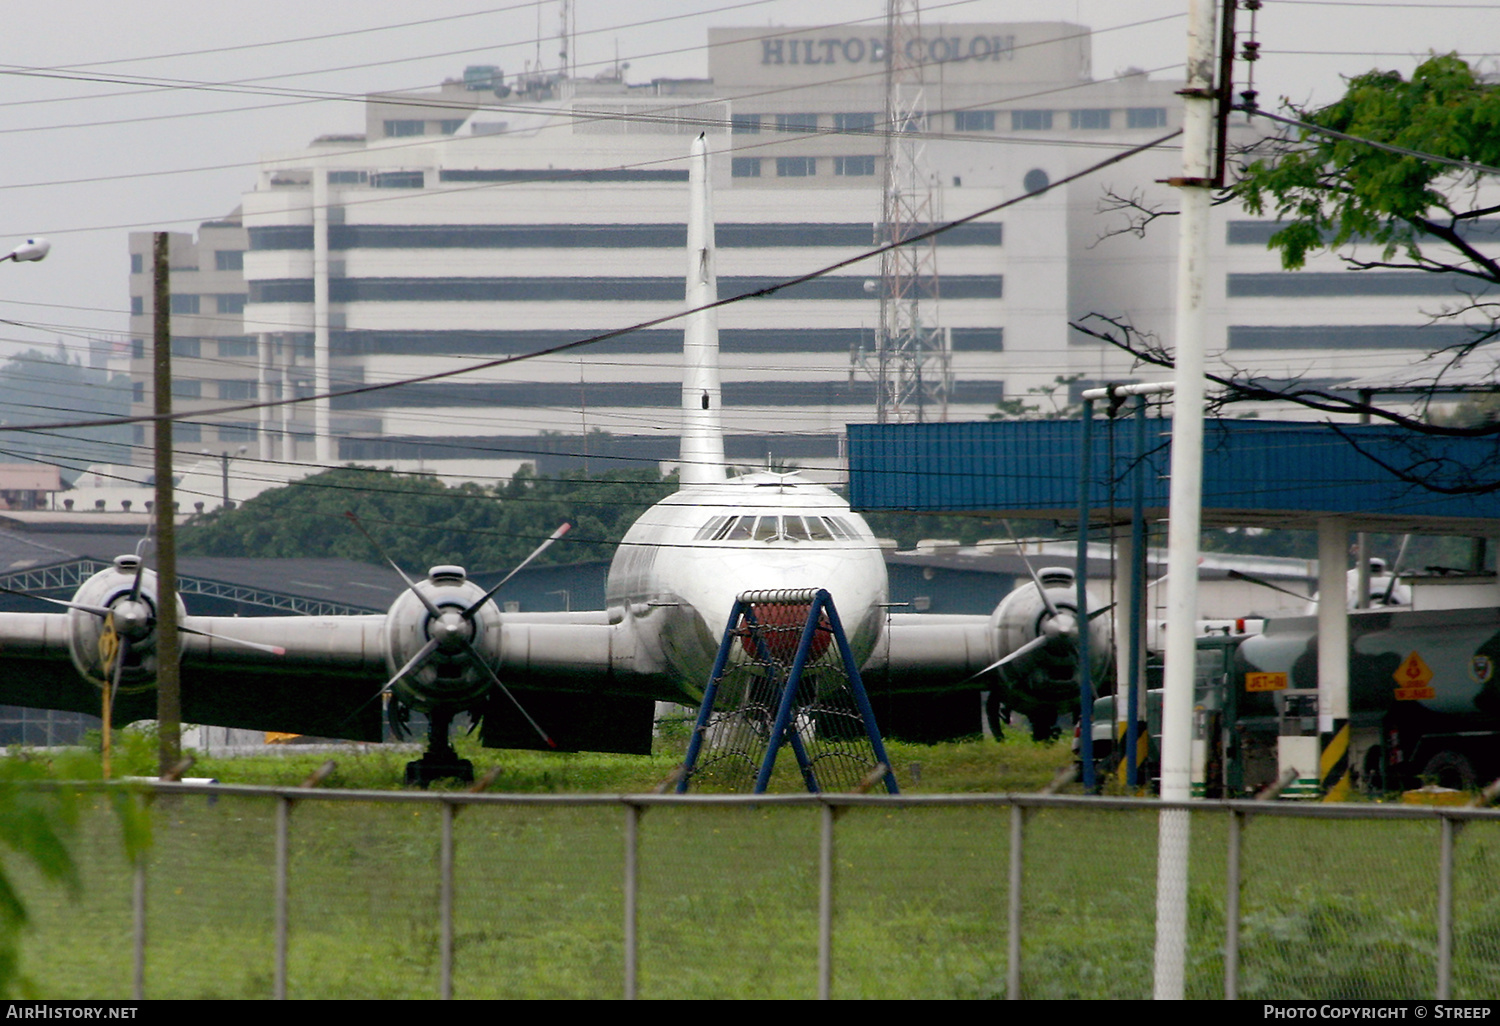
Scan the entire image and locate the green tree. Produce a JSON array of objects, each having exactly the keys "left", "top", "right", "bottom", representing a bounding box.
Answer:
[
  {"left": 1086, "top": 55, "right": 1500, "bottom": 496},
  {"left": 179, "top": 465, "right": 676, "bottom": 570},
  {"left": 989, "top": 374, "right": 1085, "bottom": 421},
  {"left": 1237, "top": 54, "right": 1500, "bottom": 288}
]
